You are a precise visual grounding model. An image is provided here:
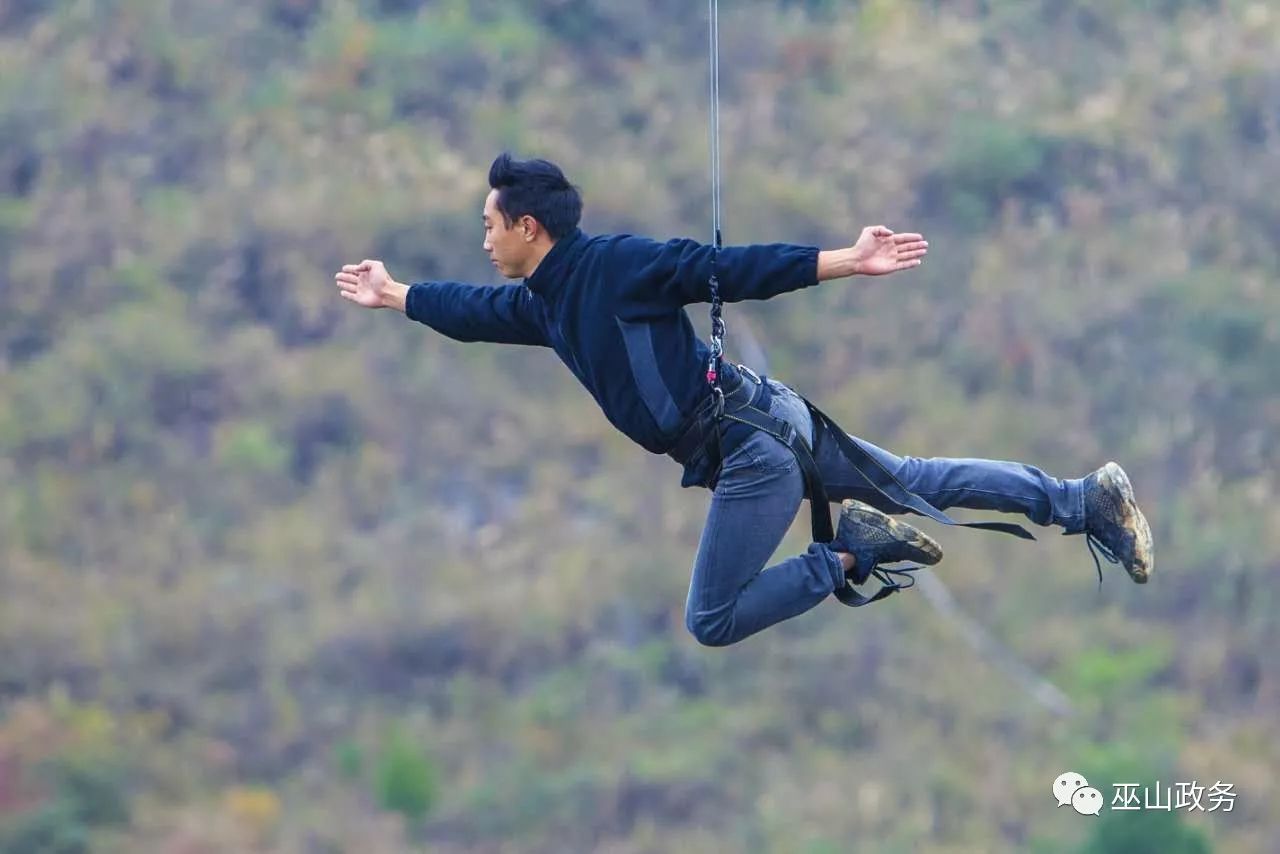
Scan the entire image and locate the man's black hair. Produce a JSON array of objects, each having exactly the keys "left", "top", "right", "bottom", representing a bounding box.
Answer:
[{"left": 488, "top": 153, "right": 583, "bottom": 240}]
